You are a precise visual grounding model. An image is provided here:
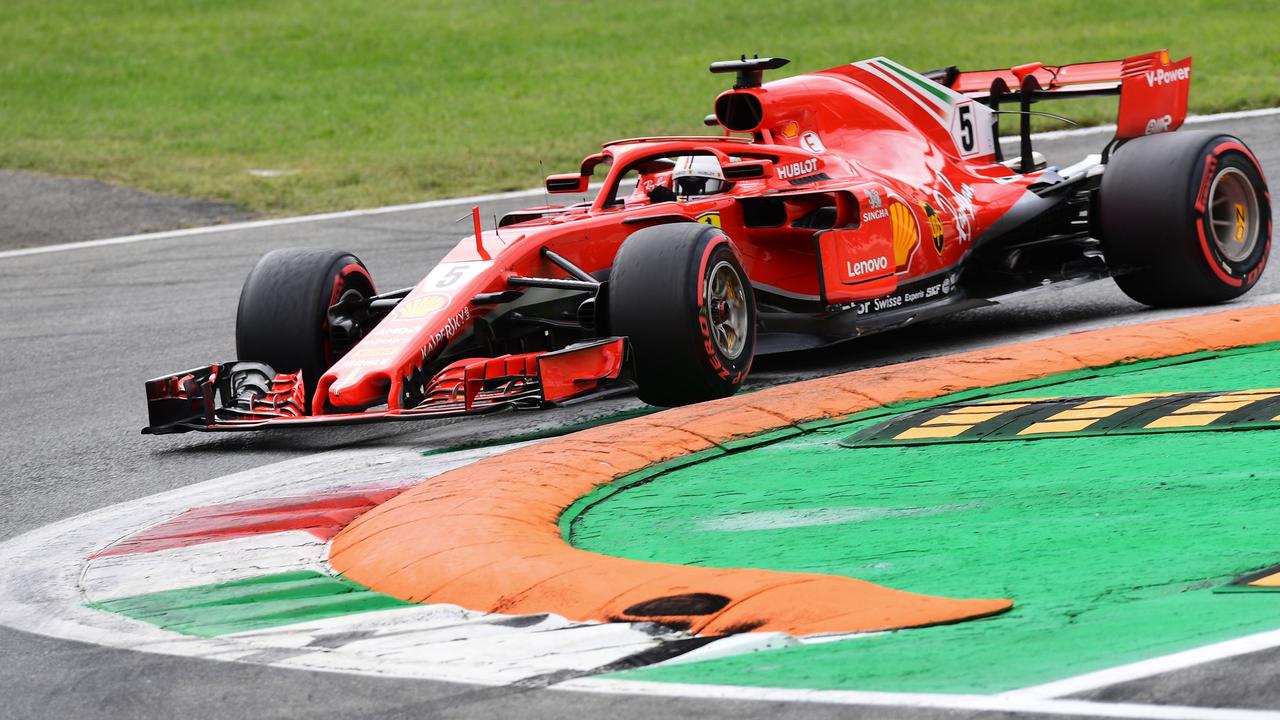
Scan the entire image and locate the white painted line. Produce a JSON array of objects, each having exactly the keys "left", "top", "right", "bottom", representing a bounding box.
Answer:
[
  {"left": 0, "top": 436, "right": 820, "bottom": 686},
  {"left": 0, "top": 179, "right": 636, "bottom": 261},
  {"left": 0, "top": 186, "right": 557, "bottom": 260},
  {"left": 1004, "top": 626, "right": 1280, "bottom": 700},
  {"left": 4, "top": 424, "right": 1279, "bottom": 714},
  {"left": 562, "top": 678, "right": 1280, "bottom": 719},
  {"left": 7, "top": 309, "right": 1280, "bottom": 711},
  {"left": 3, "top": 104, "right": 1275, "bottom": 262},
  {"left": 2, "top": 389, "right": 1279, "bottom": 716}
]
